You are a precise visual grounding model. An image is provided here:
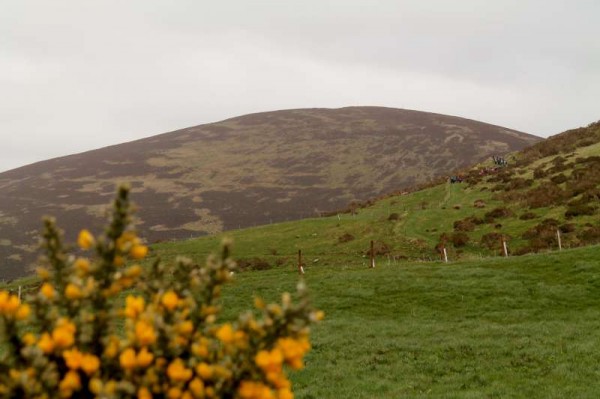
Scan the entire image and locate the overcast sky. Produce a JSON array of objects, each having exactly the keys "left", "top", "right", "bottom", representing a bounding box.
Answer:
[{"left": 1, "top": 0, "right": 599, "bottom": 172}]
